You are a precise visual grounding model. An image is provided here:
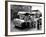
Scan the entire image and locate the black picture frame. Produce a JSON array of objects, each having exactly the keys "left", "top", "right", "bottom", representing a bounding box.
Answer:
[{"left": 5, "top": 1, "right": 45, "bottom": 36}]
